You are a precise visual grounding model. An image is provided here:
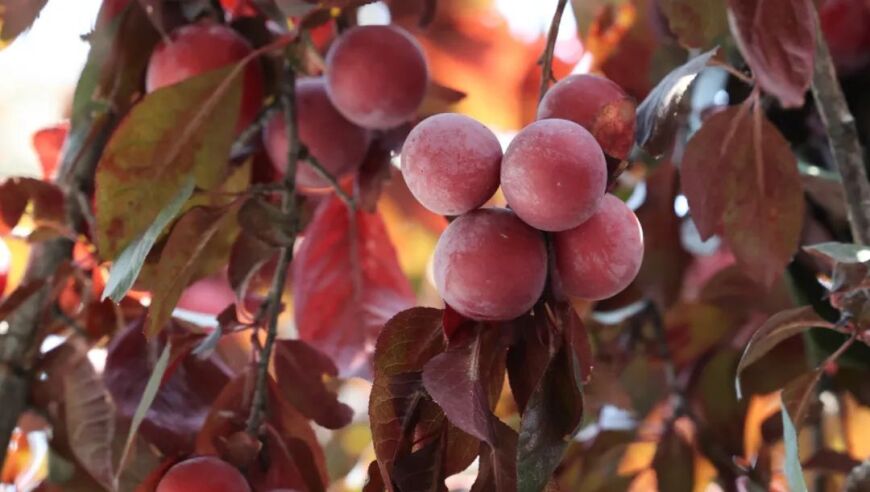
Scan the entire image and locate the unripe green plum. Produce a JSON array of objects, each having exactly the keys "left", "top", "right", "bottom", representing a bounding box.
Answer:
[
  {"left": 553, "top": 194, "right": 643, "bottom": 300},
  {"left": 155, "top": 456, "right": 251, "bottom": 492},
  {"left": 146, "top": 21, "right": 263, "bottom": 134},
  {"left": 401, "top": 113, "right": 502, "bottom": 215},
  {"left": 537, "top": 74, "right": 636, "bottom": 160},
  {"left": 325, "top": 25, "right": 428, "bottom": 129},
  {"left": 264, "top": 77, "right": 369, "bottom": 191},
  {"left": 433, "top": 208, "right": 547, "bottom": 321},
  {"left": 501, "top": 119, "right": 607, "bottom": 232}
]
